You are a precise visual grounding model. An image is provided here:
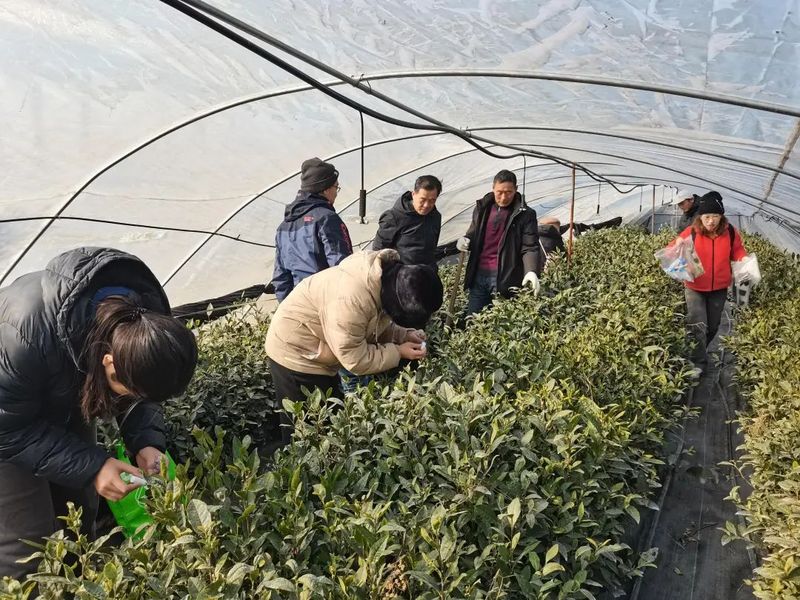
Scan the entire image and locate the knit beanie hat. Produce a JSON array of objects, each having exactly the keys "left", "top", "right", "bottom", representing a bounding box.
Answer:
[
  {"left": 697, "top": 191, "right": 724, "bottom": 216},
  {"left": 300, "top": 157, "right": 339, "bottom": 193},
  {"left": 381, "top": 262, "right": 444, "bottom": 329}
]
